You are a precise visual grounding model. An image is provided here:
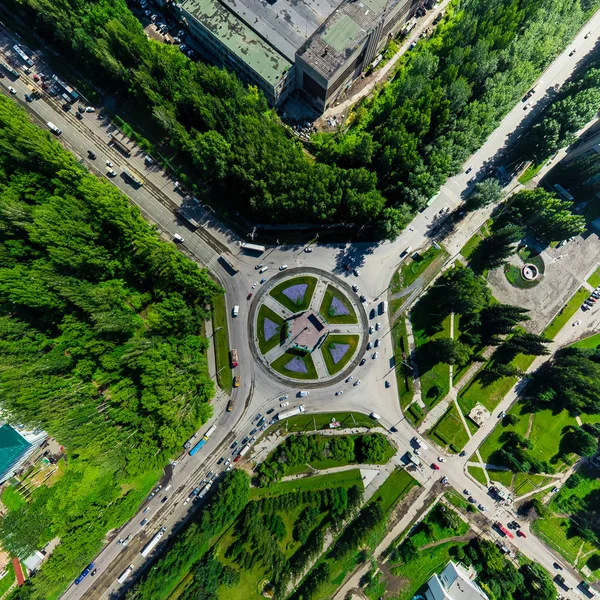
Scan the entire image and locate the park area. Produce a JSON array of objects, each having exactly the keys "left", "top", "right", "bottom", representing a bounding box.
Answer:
[
  {"left": 319, "top": 285, "right": 357, "bottom": 324},
  {"left": 270, "top": 276, "right": 317, "bottom": 312}
]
